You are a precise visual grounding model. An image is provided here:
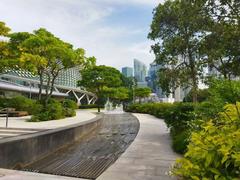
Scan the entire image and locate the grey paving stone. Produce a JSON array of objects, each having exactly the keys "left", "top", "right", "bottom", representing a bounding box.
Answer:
[{"left": 98, "top": 113, "right": 181, "bottom": 180}]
